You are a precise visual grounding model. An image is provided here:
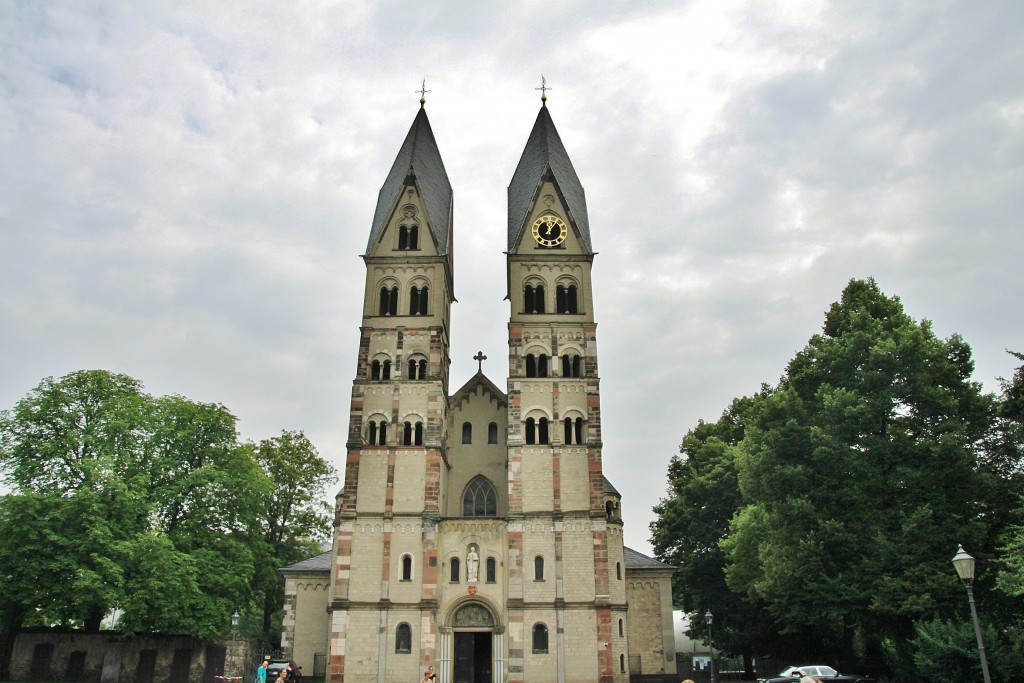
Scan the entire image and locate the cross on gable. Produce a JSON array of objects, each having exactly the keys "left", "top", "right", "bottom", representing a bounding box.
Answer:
[{"left": 473, "top": 351, "right": 487, "bottom": 373}]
